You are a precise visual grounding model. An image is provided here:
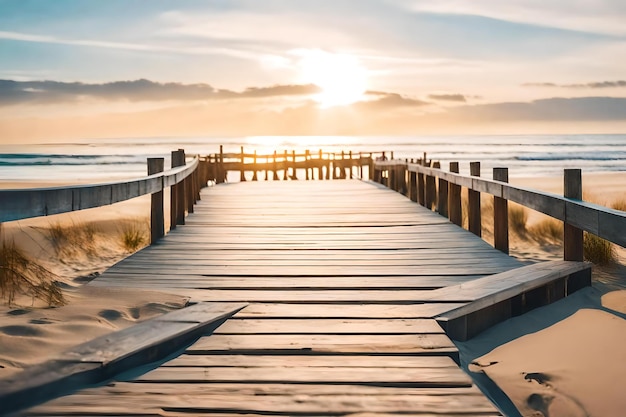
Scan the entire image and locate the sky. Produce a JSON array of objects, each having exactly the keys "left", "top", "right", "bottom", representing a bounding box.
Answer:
[{"left": 1, "top": 0, "right": 626, "bottom": 142}]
